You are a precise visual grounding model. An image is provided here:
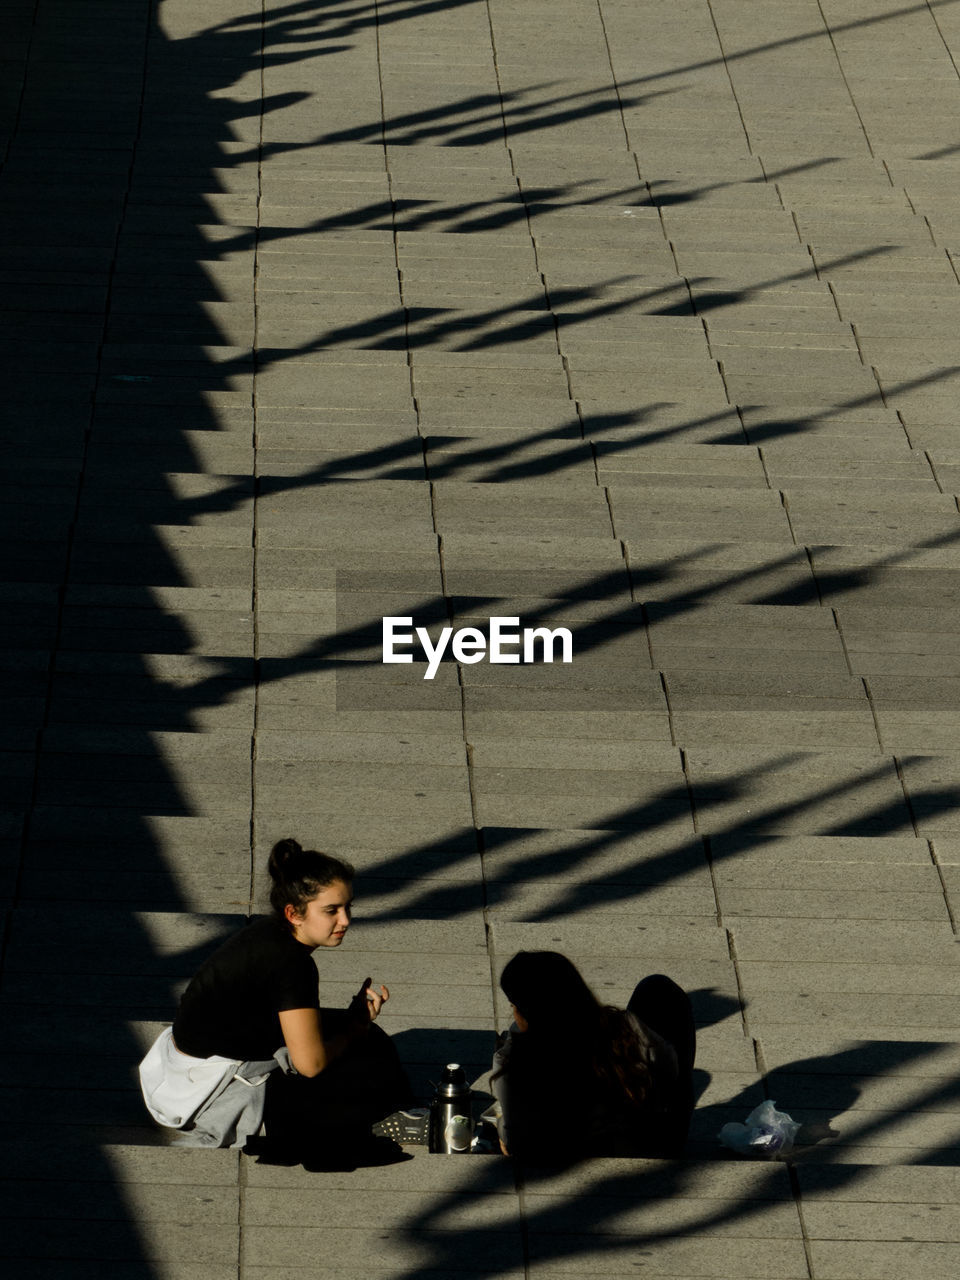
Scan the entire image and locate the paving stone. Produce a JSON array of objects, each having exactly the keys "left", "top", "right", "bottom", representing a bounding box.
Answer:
[
  {"left": 657, "top": 643, "right": 849, "bottom": 676},
  {"left": 802, "top": 1198, "right": 960, "bottom": 1243},
  {"left": 744, "top": 989, "right": 958, "bottom": 1028},
  {"left": 242, "top": 1184, "right": 518, "bottom": 1230},
  {"left": 474, "top": 793, "right": 695, "bottom": 835},
  {"left": 692, "top": 749, "right": 915, "bottom": 833},
  {"left": 4, "top": 1179, "right": 238, "bottom": 1224},
  {"left": 897, "top": 754, "right": 960, "bottom": 834},
  {"left": 737, "top": 960, "right": 960, "bottom": 996},
  {"left": 255, "top": 760, "right": 470, "bottom": 794},
  {"left": 797, "top": 1162, "right": 960, "bottom": 1202},
  {"left": 0, "top": 1139, "right": 236, "bottom": 1184},
  {"left": 0, "top": 1221, "right": 239, "bottom": 1269},
  {"left": 254, "top": 801, "right": 476, "bottom": 847},
  {"left": 488, "top": 916, "right": 730, "bottom": 963},
  {"left": 243, "top": 1230, "right": 522, "bottom": 1274},
  {"left": 463, "top": 709, "right": 672, "bottom": 741},
  {"left": 728, "top": 918, "right": 960, "bottom": 964},
  {"left": 806, "top": 1239, "right": 960, "bottom": 1278},
  {"left": 255, "top": 730, "right": 466, "bottom": 765},
  {"left": 485, "top": 877, "right": 717, "bottom": 921},
  {"left": 468, "top": 737, "right": 679, "bottom": 771}
]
